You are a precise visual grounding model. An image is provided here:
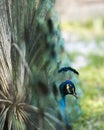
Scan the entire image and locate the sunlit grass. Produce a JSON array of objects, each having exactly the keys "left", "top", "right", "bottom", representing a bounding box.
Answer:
[
  {"left": 73, "top": 57, "right": 104, "bottom": 130},
  {"left": 61, "top": 18, "right": 104, "bottom": 42},
  {"left": 61, "top": 18, "right": 104, "bottom": 129}
]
